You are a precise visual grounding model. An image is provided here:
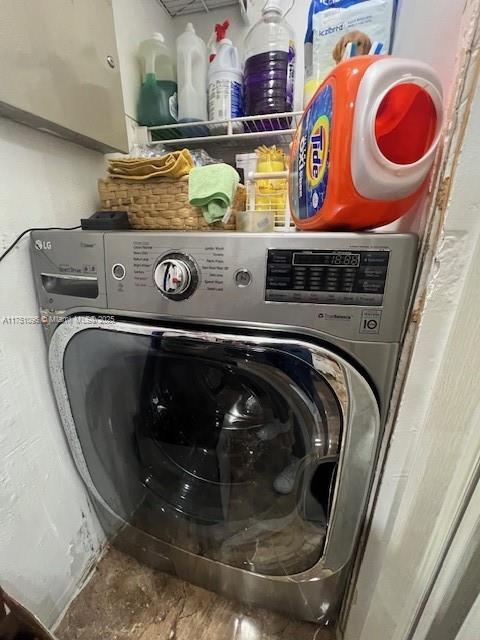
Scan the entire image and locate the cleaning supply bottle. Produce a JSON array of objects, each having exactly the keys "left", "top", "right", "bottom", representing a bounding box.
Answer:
[
  {"left": 207, "top": 19, "right": 229, "bottom": 62},
  {"left": 137, "top": 33, "right": 177, "bottom": 128},
  {"left": 208, "top": 21, "right": 243, "bottom": 133},
  {"left": 244, "top": 0, "right": 296, "bottom": 129},
  {"left": 176, "top": 23, "right": 208, "bottom": 123},
  {"left": 289, "top": 56, "right": 443, "bottom": 230}
]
